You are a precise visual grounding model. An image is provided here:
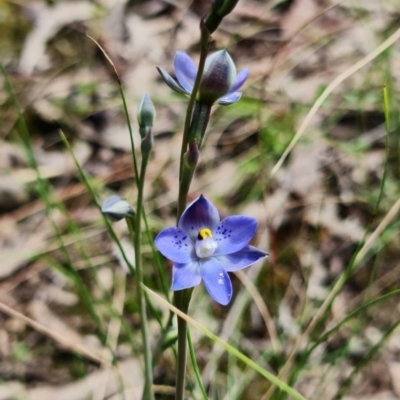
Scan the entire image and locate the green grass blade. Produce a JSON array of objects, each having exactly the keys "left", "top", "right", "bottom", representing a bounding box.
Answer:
[
  {"left": 143, "top": 285, "right": 309, "bottom": 400},
  {"left": 308, "top": 288, "right": 400, "bottom": 355},
  {"left": 187, "top": 329, "right": 208, "bottom": 400}
]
